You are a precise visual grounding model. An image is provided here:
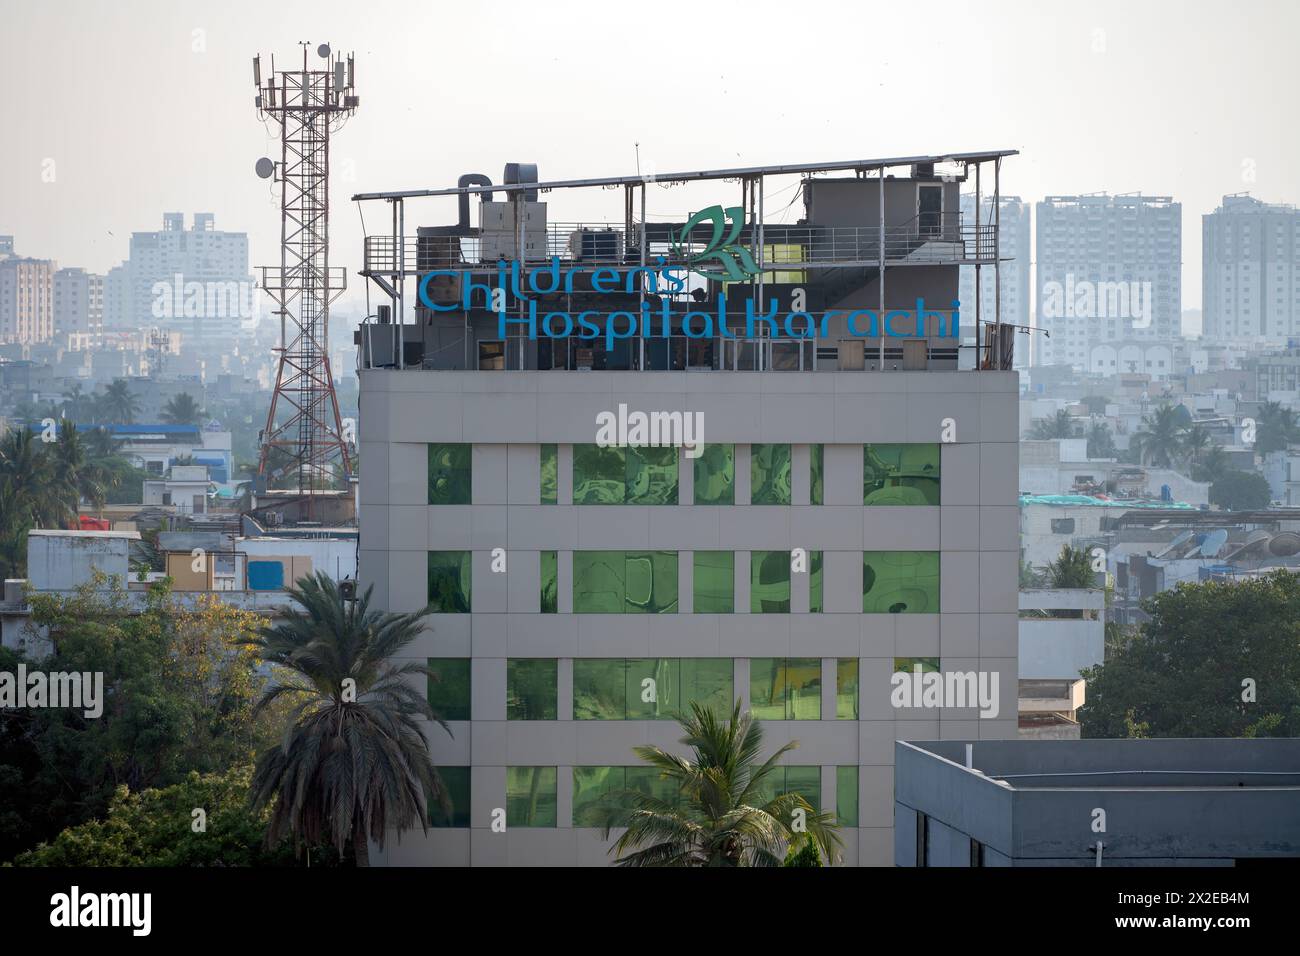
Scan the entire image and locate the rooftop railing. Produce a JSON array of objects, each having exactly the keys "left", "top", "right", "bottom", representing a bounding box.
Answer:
[{"left": 361, "top": 213, "right": 999, "bottom": 276}]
